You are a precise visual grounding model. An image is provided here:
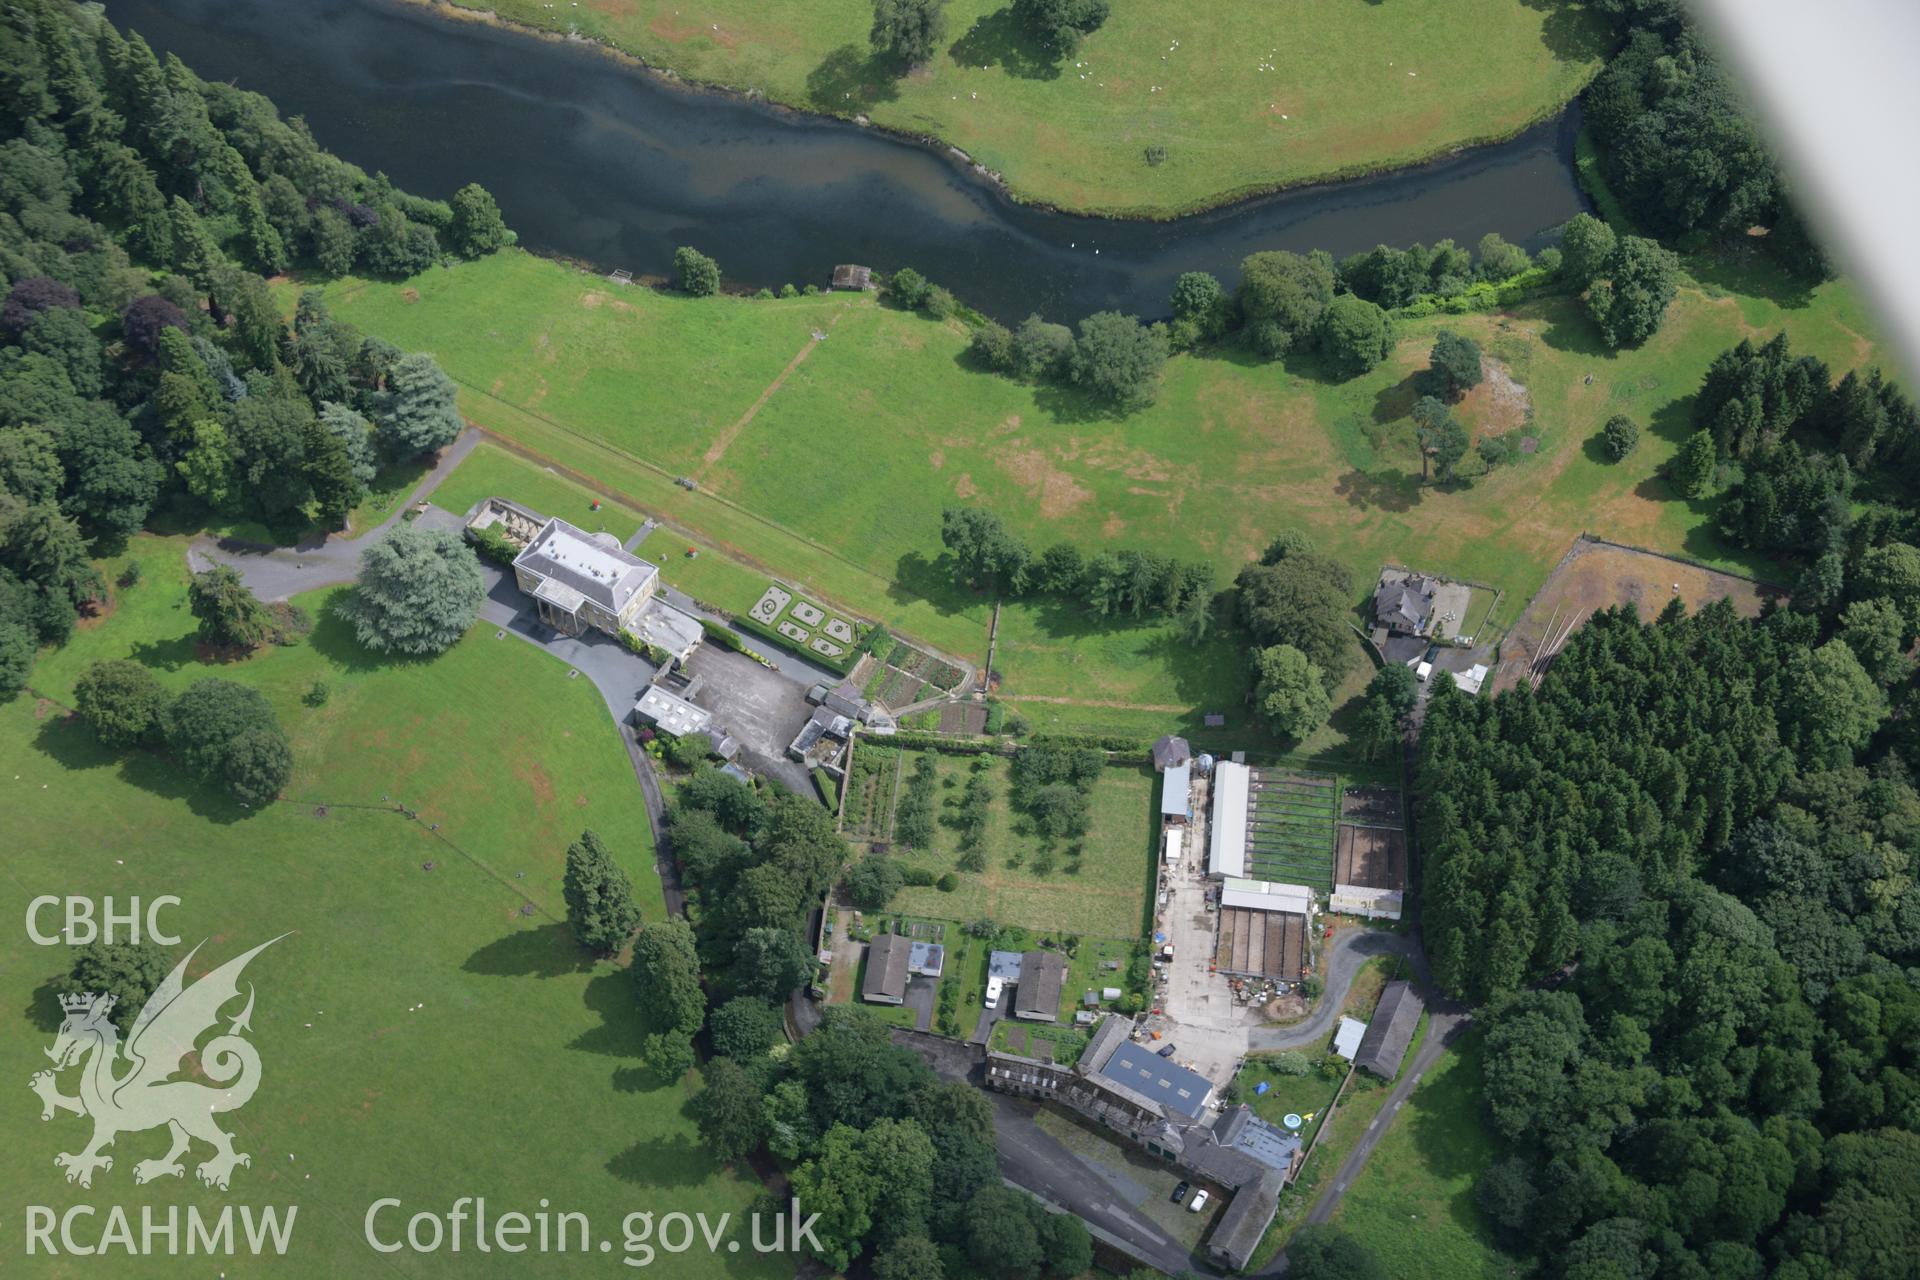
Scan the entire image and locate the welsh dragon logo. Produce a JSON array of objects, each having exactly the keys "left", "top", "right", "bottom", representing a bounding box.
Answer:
[{"left": 30, "top": 936, "right": 286, "bottom": 1190}]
